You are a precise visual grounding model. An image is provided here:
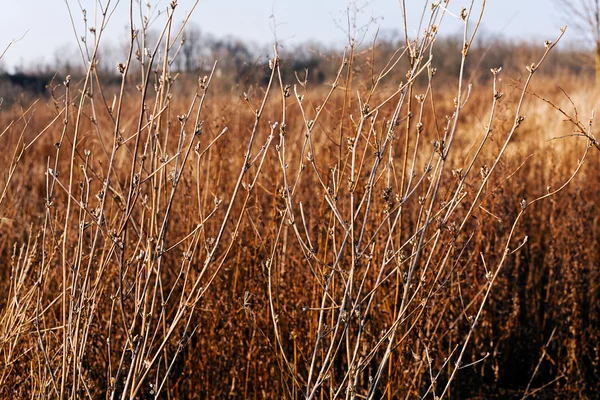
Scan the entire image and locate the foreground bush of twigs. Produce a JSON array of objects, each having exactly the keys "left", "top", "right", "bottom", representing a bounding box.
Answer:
[{"left": 0, "top": 1, "right": 598, "bottom": 398}]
